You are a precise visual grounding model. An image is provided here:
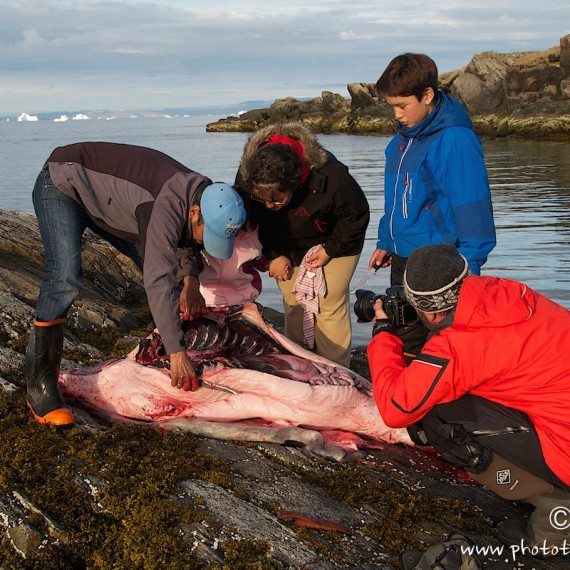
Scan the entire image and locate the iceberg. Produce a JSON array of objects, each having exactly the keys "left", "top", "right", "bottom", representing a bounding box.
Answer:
[
  {"left": 72, "top": 113, "right": 90, "bottom": 120},
  {"left": 17, "top": 113, "right": 39, "bottom": 122},
  {"left": 54, "top": 115, "right": 69, "bottom": 122}
]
